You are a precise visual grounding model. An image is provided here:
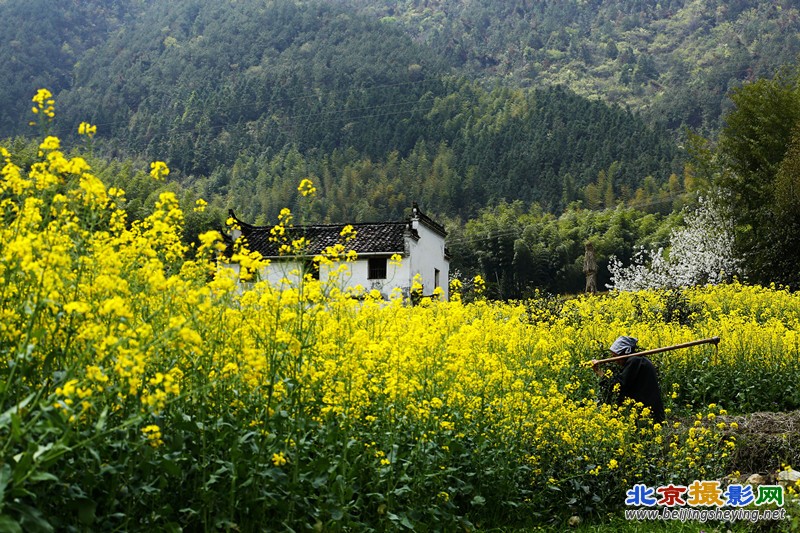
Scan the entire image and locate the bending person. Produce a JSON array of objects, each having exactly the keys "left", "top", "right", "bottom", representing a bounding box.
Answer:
[{"left": 591, "top": 336, "right": 666, "bottom": 423}]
